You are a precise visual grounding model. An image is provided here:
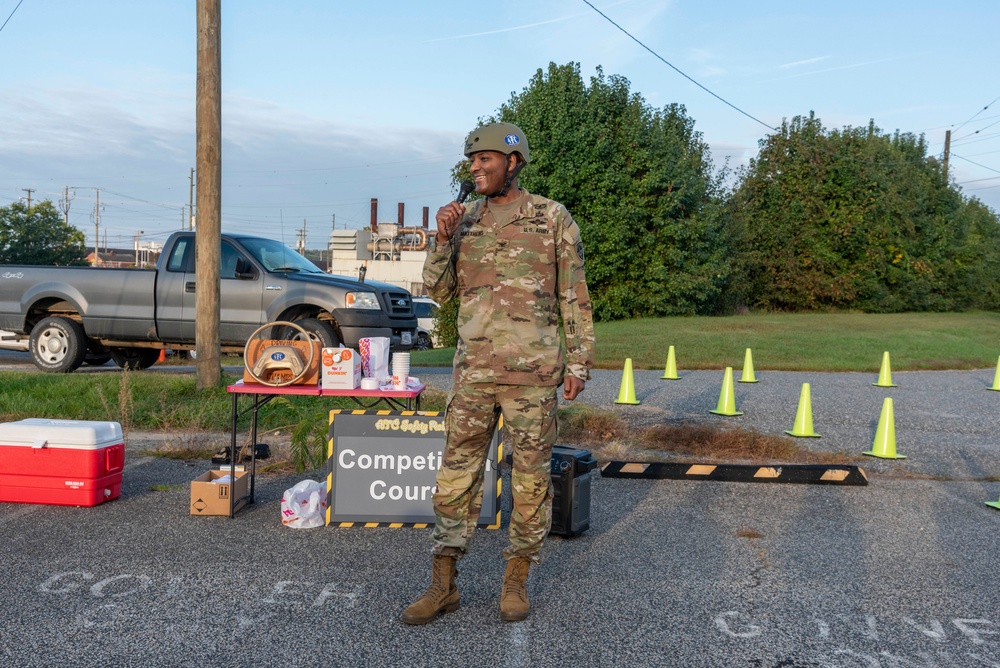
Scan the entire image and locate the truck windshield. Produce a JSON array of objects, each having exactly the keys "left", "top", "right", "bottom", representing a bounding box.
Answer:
[{"left": 240, "top": 238, "right": 324, "bottom": 274}]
